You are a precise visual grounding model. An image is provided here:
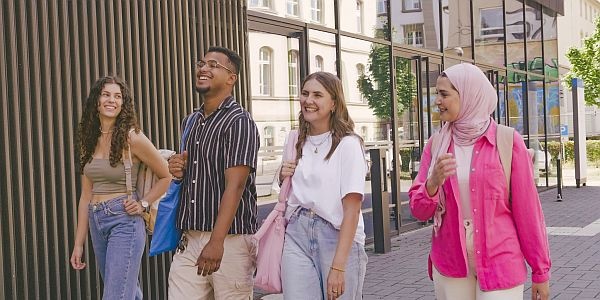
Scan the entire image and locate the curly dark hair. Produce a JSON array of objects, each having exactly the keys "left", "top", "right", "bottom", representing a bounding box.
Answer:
[
  {"left": 77, "top": 76, "right": 140, "bottom": 171},
  {"left": 296, "top": 72, "right": 363, "bottom": 161}
]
